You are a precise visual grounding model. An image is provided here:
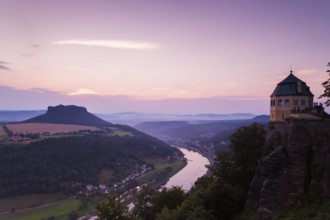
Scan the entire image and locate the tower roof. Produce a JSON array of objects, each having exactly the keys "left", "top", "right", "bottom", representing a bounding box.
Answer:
[{"left": 270, "top": 71, "right": 314, "bottom": 97}]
